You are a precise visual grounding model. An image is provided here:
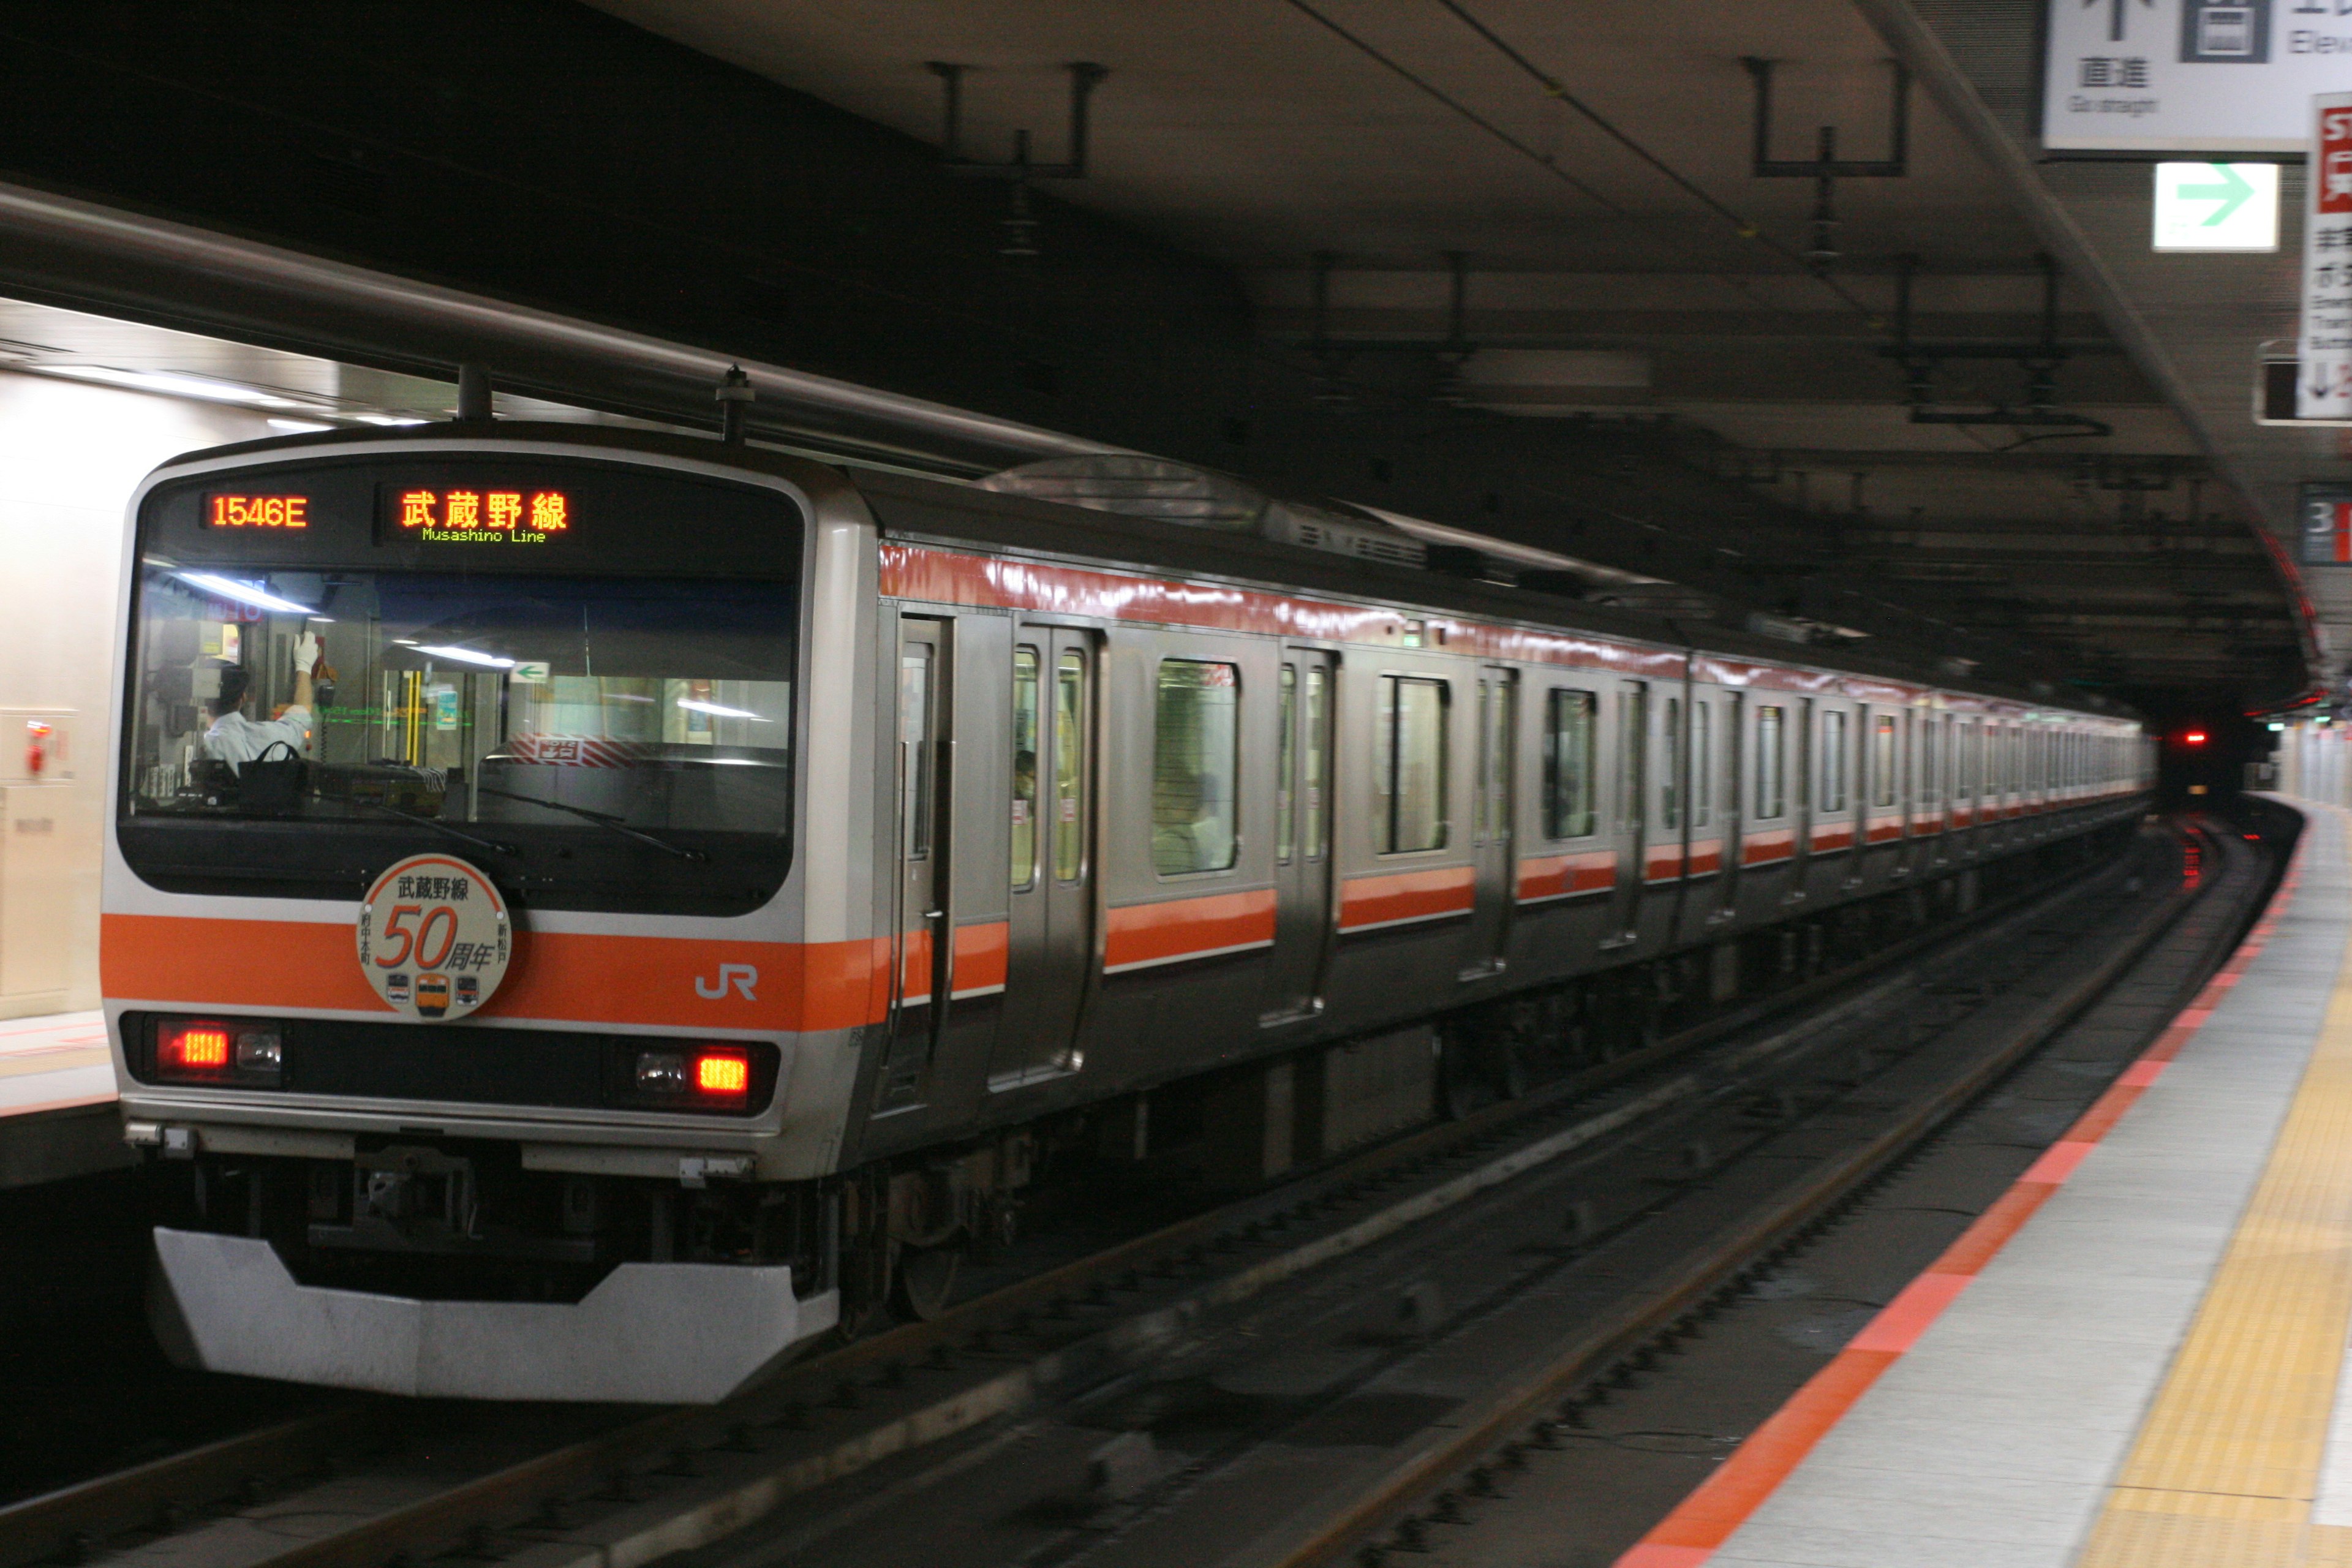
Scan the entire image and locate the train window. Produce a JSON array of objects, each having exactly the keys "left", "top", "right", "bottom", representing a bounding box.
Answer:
[
  {"left": 1755, "top": 705, "right": 1785, "bottom": 819},
  {"left": 1476, "top": 675, "right": 1515, "bottom": 845},
  {"left": 1873, "top": 716, "right": 1898, "bottom": 808},
  {"left": 900, "top": 644, "right": 935, "bottom": 859},
  {"left": 1305, "top": 668, "right": 1330, "bottom": 859},
  {"left": 1278, "top": 664, "right": 1298, "bottom": 864},
  {"left": 1821, "top": 710, "right": 1848, "bottom": 812},
  {"left": 1692, "top": 700, "right": 1712, "bottom": 829},
  {"left": 1011, "top": 646, "right": 1041, "bottom": 889},
  {"left": 1054, "top": 651, "right": 1086, "bottom": 881},
  {"left": 1616, "top": 687, "right": 1646, "bottom": 835},
  {"left": 1544, "top": 688, "right": 1597, "bottom": 839},
  {"left": 1660, "top": 697, "right": 1683, "bottom": 831},
  {"left": 124, "top": 564, "right": 796, "bottom": 914},
  {"left": 1379, "top": 675, "right": 1449, "bottom": 853},
  {"left": 1153, "top": 660, "right": 1241, "bottom": 876},
  {"left": 1921, "top": 717, "right": 1940, "bottom": 812}
]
